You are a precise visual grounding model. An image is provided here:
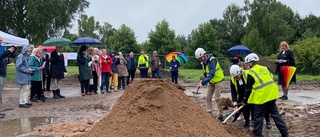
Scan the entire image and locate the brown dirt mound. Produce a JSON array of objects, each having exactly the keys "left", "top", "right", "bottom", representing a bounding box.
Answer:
[{"left": 81, "top": 79, "right": 248, "bottom": 137}]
